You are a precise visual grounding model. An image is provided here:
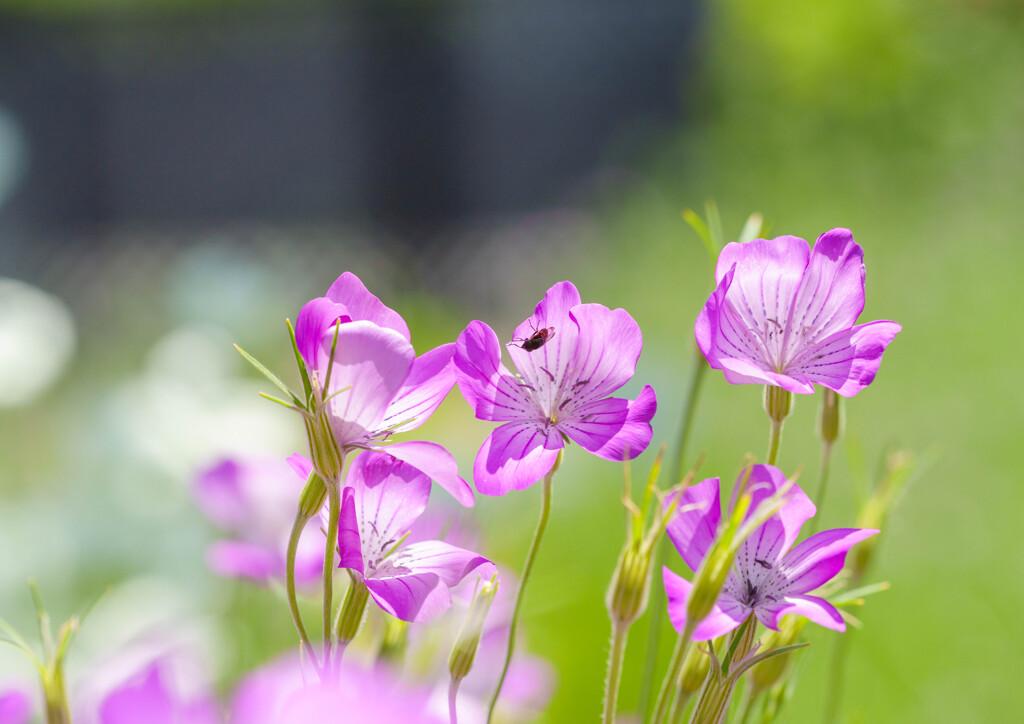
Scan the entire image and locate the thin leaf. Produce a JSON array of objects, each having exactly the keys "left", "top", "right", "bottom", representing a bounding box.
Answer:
[
  {"left": 738, "top": 213, "right": 764, "bottom": 243},
  {"left": 683, "top": 209, "right": 717, "bottom": 263},
  {"left": 705, "top": 200, "right": 724, "bottom": 252},
  {"left": 0, "top": 618, "right": 42, "bottom": 668},
  {"left": 286, "top": 318, "right": 314, "bottom": 407},
  {"left": 729, "top": 642, "right": 810, "bottom": 681},
  {"left": 234, "top": 344, "right": 303, "bottom": 406},
  {"left": 259, "top": 392, "right": 310, "bottom": 416},
  {"left": 28, "top": 579, "right": 54, "bottom": 660},
  {"left": 721, "top": 616, "right": 753, "bottom": 675},
  {"left": 831, "top": 581, "right": 891, "bottom": 605}
]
